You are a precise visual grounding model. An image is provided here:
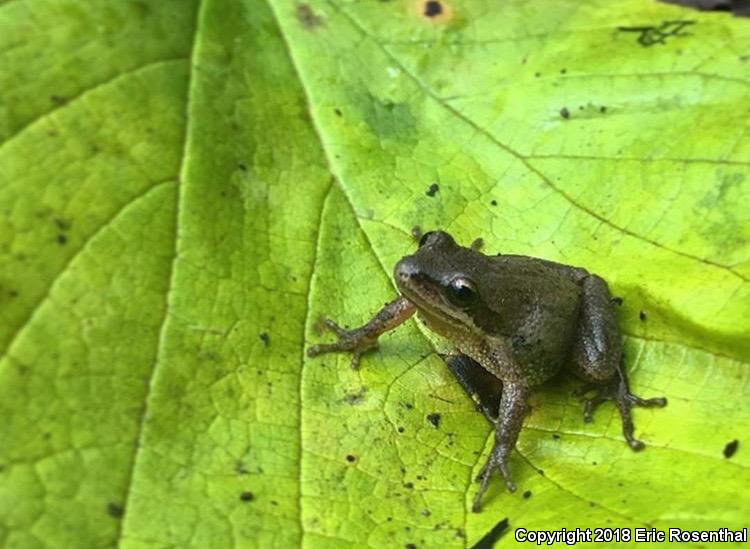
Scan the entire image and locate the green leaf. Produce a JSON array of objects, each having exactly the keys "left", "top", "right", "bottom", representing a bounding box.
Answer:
[{"left": 1, "top": 0, "right": 748, "bottom": 547}]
